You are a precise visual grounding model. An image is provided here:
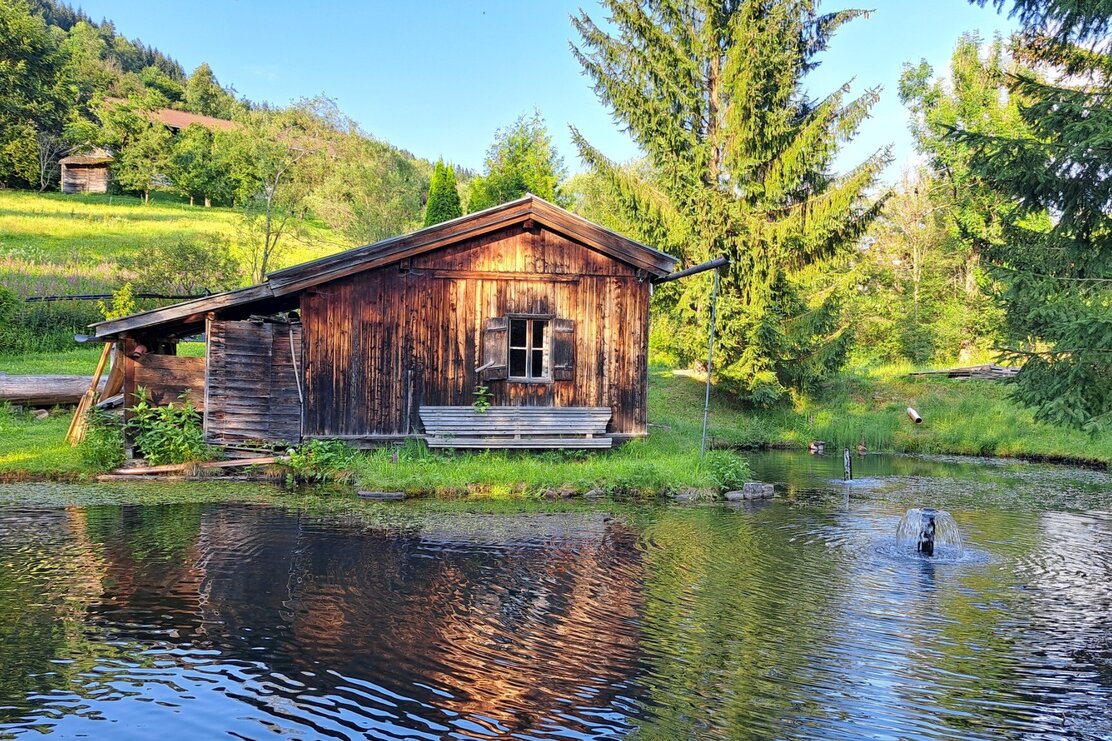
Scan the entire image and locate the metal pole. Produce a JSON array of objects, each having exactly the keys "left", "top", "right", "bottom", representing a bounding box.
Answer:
[{"left": 700, "top": 268, "right": 720, "bottom": 458}]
